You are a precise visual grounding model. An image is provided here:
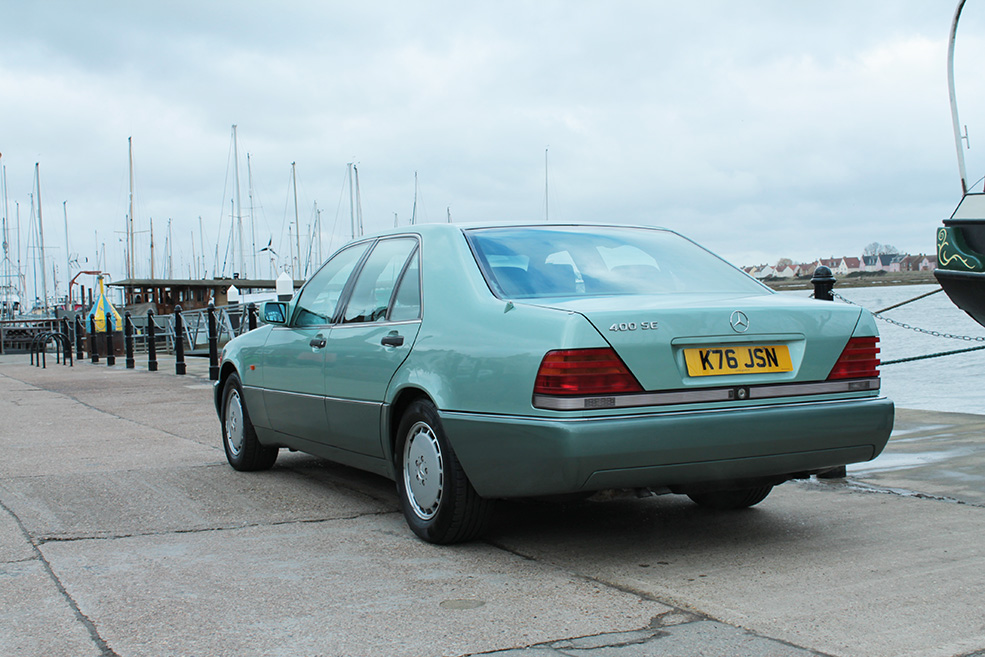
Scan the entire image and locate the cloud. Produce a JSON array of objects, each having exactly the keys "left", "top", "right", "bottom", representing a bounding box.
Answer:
[{"left": 0, "top": 0, "right": 979, "bottom": 288}]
